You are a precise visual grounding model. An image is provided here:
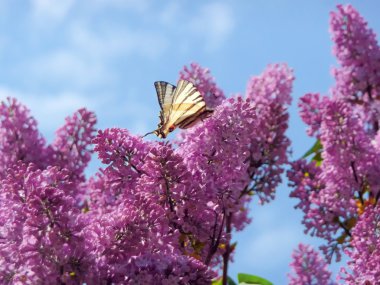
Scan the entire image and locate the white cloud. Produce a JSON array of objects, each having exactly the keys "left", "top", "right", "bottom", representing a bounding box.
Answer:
[
  {"left": 0, "top": 84, "right": 153, "bottom": 139},
  {"left": 188, "top": 2, "right": 235, "bottom": 51},
  {"left": 31, "top": 0, "right": 75, "bottom": 24},
  {"left": 158, "top": 2, "right": 235, "bottom": 52},
  {"left": 23, "top": 18, "right": 169, "bottom": 89},
  {"left": 0, "top": 86, "right": 95, "bottom": 136},
  {"left": 68, "top": 22, "right": 169, "bottom": 60},
  {"left": 91, "top": 0, "right": 150, "bottom": 13},
  {"left": 24, "top": 49, "right": 113, "bottom": 89},
  {"left": 22, "top": 1, "right": 234, "bottom": 92}
]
